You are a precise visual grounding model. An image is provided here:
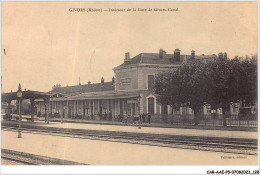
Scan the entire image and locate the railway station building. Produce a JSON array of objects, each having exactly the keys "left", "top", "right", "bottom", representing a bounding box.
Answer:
[{"left": 35, "top": 49, "right": 239, "bottom": 121}]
